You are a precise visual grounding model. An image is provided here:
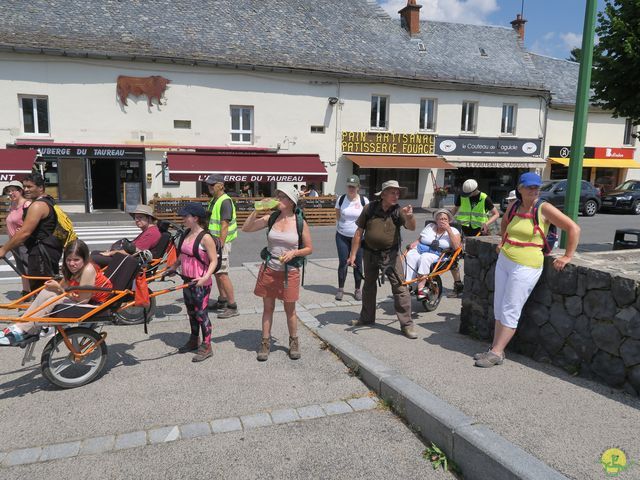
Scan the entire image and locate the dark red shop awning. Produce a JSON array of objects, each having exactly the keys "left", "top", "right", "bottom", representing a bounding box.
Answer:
[
  {"left": 167, "top": 152, "right": 328, "bottom": 182},
  {"left": 0, "top": 149, "right": 37, "bottom": 181}
]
